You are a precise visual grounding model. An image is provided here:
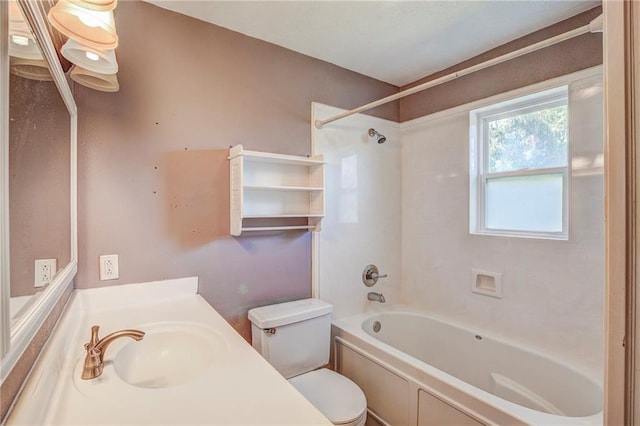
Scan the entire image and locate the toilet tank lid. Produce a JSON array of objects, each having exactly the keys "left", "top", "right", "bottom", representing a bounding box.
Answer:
[{"left": 248, "top": 298, "right": 333, "bottom": 329}]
